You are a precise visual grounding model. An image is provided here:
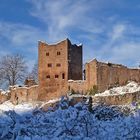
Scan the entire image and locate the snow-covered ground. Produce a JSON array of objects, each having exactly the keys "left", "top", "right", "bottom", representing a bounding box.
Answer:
[
  {"left": 0, "top": 99, "right": 140, "bottom": 139},
  {"left": 0, "top": 82, "right": 140, "bottom": 139},
  {"left": 0, "top": 101, "right": 35, "bottom": 114},
  {"left": 95, "top": 81, "right": 140, "bottom": 96}
]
